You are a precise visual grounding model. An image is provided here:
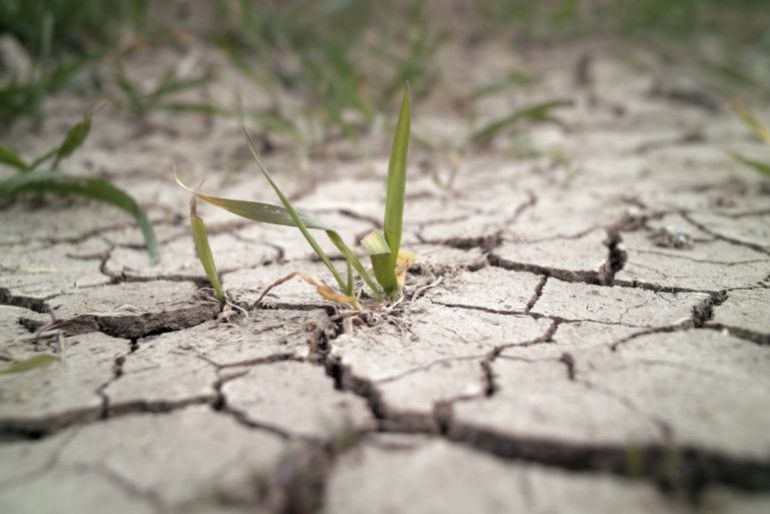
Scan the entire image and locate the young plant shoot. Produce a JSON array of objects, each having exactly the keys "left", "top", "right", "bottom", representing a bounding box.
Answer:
[
  {"left": 0, "top": 112, "right": 158, "bottom": 260},
  {"left": 729, "top": 100, "right": 770, "bottom": 178},
  {"left": 176, "top": 87, "right": 413, "bottom": 308},
  {"left": 189, "top": 196, "right": 224, "bottom": 303}
]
